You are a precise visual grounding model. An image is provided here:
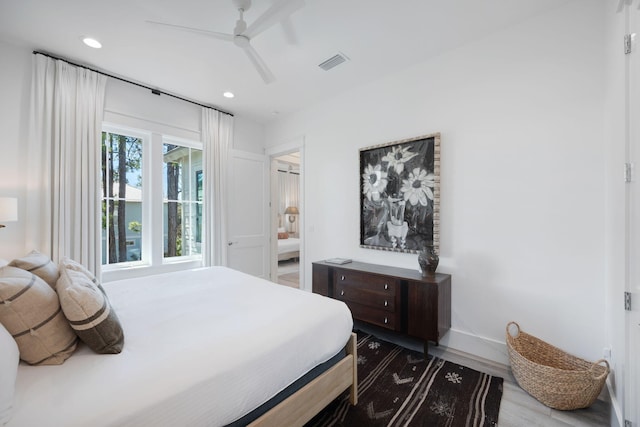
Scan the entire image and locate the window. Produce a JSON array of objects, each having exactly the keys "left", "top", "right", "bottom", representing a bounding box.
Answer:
[
  {"left": 101, "top": 130, "right": 143, "bottom": 265},
  {"left": 163, "top": 142, "right": 203, "bottom": 259},
  {"left": 101, "top": 126, "right": 203, "bottom": 272}
]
